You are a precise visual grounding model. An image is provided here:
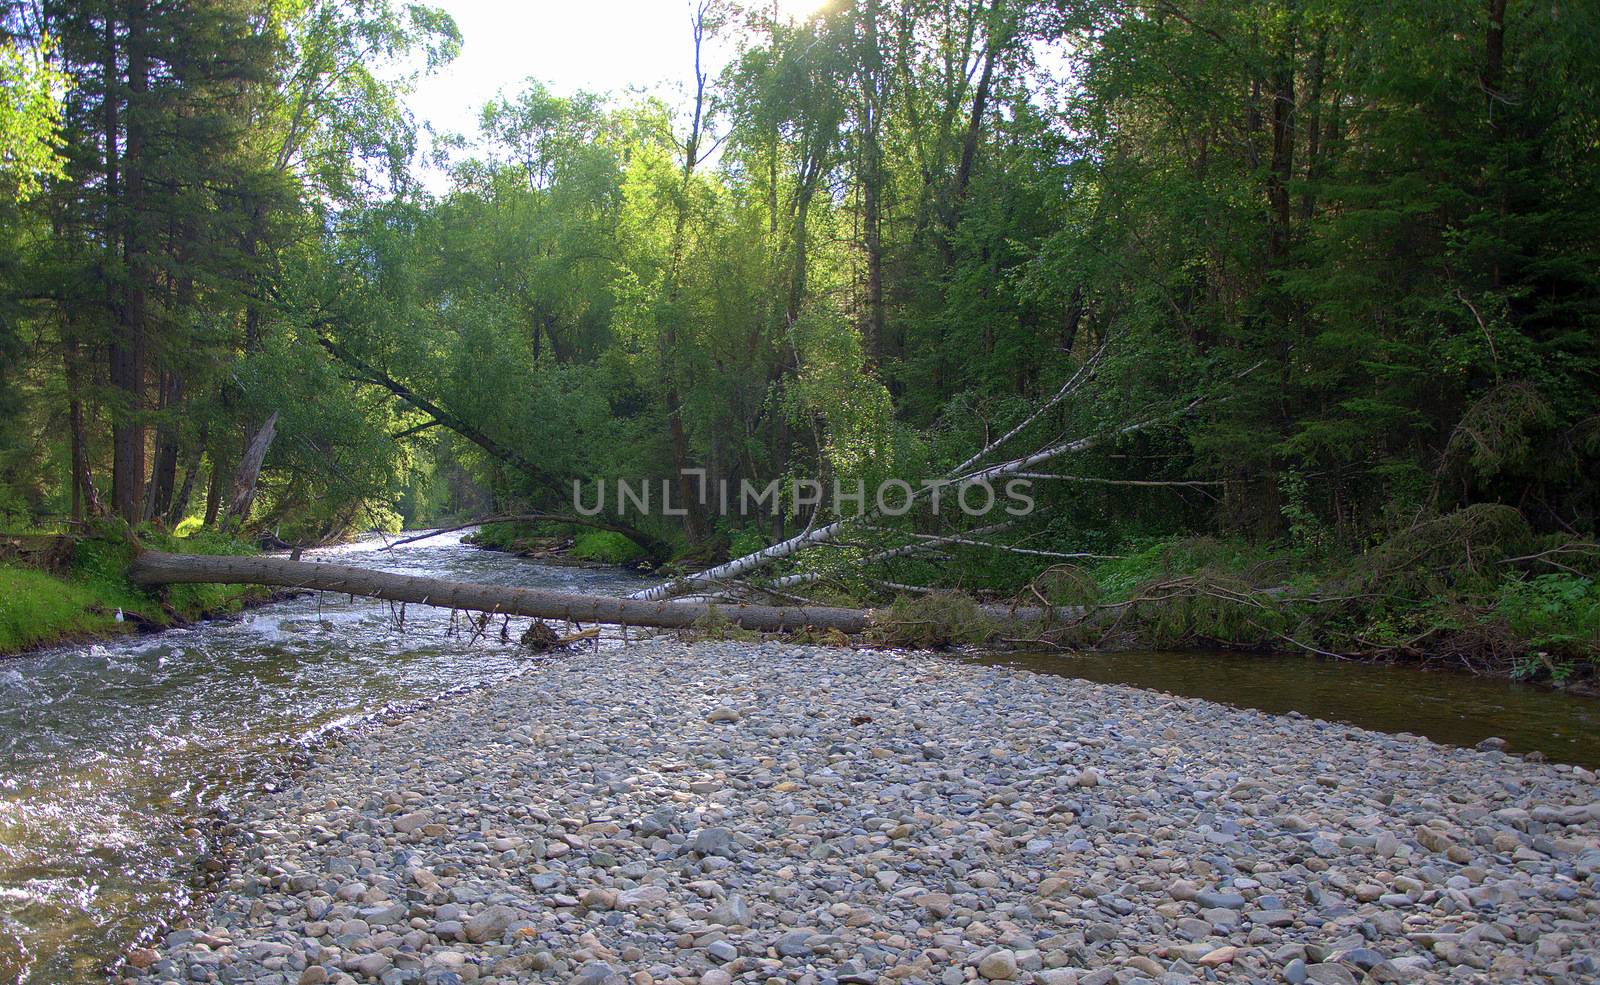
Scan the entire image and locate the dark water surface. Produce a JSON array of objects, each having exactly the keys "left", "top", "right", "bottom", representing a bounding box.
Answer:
[
  {"left": 974, "top": 648, "right": 1600, "bottom": 769},
  {"left": 0, "top": 531, "right": 647, "bottom": 985},
  {"left": 3, "top": 535, "right": 1598, "bottom": 983}
]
